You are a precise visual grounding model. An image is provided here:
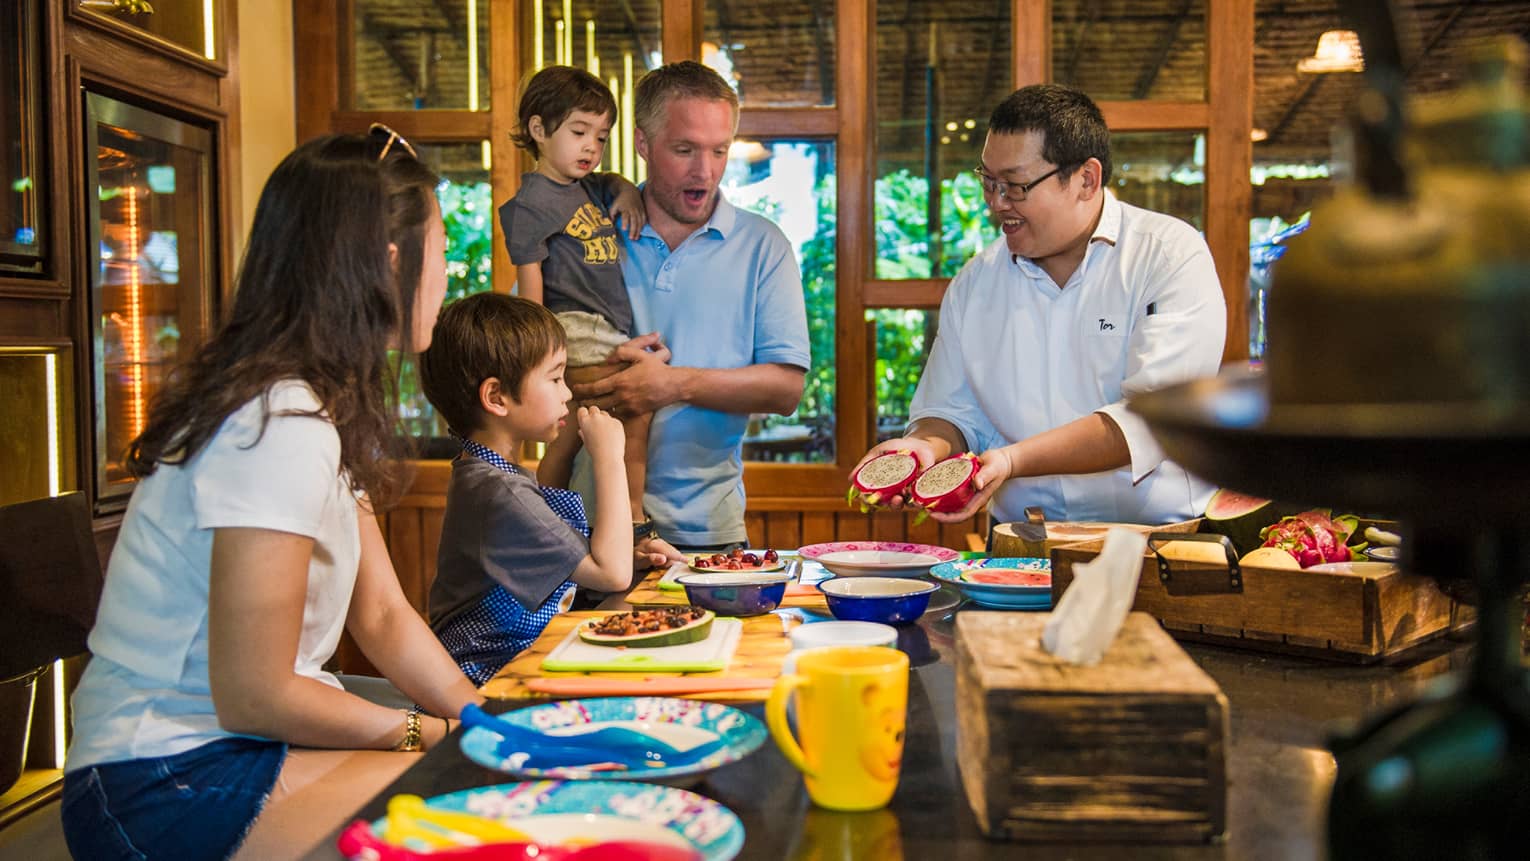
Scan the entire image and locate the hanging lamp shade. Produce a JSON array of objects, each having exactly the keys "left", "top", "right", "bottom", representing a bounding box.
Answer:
[{"left": 1298, "top": 29, "right": 1366, "bottom": 73}]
